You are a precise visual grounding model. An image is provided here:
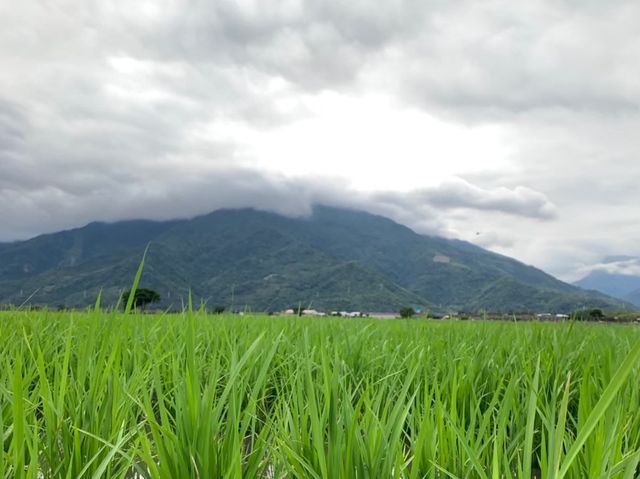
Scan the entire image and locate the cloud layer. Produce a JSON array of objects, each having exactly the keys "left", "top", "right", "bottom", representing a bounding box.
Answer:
[
  {"left": 577, "top": 257, "right": 640, "bottom": 278},
  {"left": 1, "top": 0, "right": 639, "bottom": 280}
]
